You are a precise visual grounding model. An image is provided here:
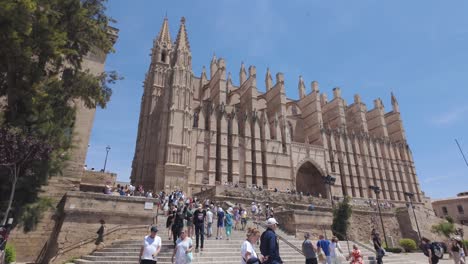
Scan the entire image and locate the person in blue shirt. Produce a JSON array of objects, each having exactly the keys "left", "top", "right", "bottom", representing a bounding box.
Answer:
[
  {"left": 316, "top": 235, "right": 331, "bottom": 264},
  {"left": 260, "top": 218, "right": 283, "bottom": 264}
]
